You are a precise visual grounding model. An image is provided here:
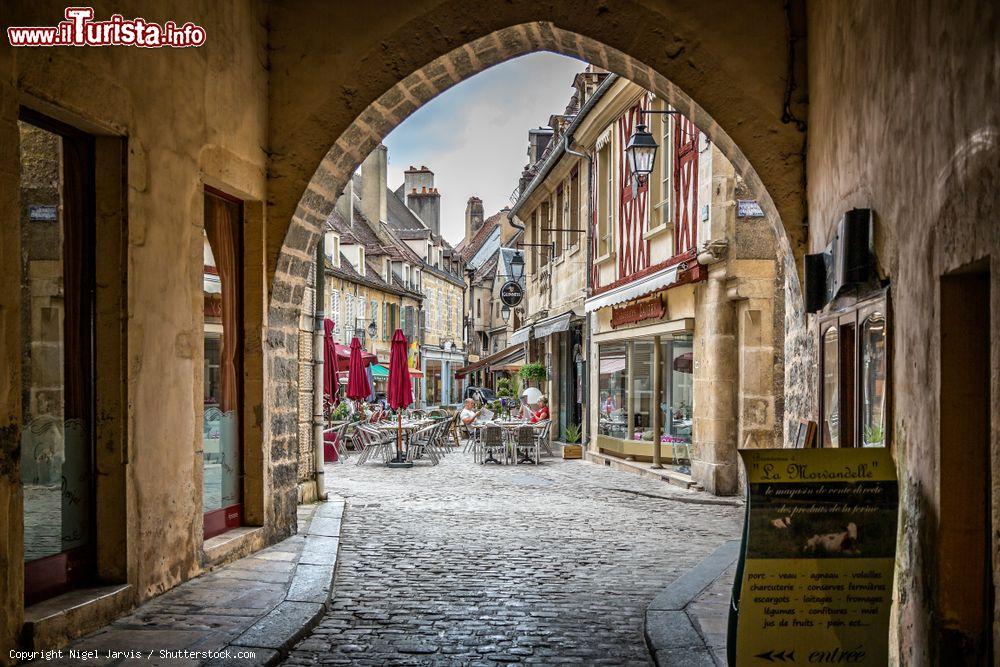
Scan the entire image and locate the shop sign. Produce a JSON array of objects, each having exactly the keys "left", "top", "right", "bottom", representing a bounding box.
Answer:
[
  {"left": 730, "top": 447, "right": 898, "bottom": 666},
  {"left": 610, "top": 295, "right": 664, "bottom": 329},
  {"left": 737, "top": 199, "right": 765, "bottom": 218},
  {"left": 500, "top": 280, "right": 524, "bottom": 307}
]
